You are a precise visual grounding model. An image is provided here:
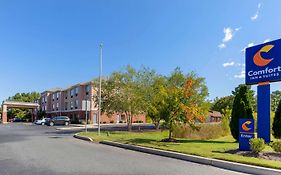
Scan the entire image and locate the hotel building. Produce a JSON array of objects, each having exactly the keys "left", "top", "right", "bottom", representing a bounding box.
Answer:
[{"left": 39, "top": 81, "right": 145, "bottom": 124}]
